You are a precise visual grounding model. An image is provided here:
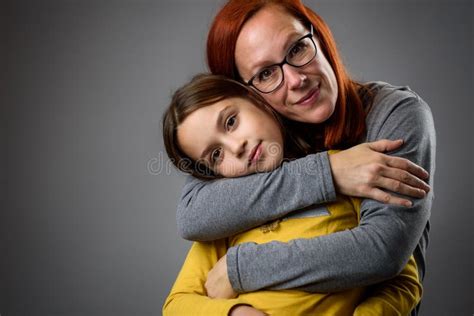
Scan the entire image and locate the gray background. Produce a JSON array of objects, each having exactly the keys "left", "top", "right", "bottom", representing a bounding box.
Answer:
[{"left": 1, "top": 0, "right": 472, "bottom": 315}]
